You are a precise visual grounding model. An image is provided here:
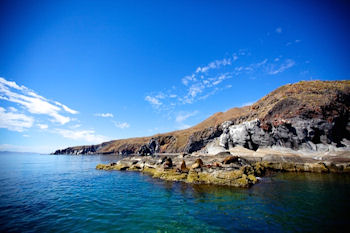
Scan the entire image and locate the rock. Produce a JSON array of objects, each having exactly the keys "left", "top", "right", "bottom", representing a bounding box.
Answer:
[
  {"left": 206, "top": 138, "right": 227, "bottom": 155},
  {"left": 184, "top": 126, "right": 222, "bottom": 153},
  {"left": 222, "top": 155, "right": 239, "bottom": 164},
  {"left": 191, "top": 158, "right": 204, "bottom": 169},
  {"left": 214, "top": 114, "right": 350, "bottom": 153},
  {"left": 304, "top": 163, "right": 329, "bottom": 173},
  {"left": 138, "top": 145, "right": 152, "bottom": 155},
  {"left": 247, "top": 174, "right": 258, "bottom": 184},
  {"left": 215, "top": 151, "right": 231, "bottom": 157},
  {"left": 253, "top": 162, "right": 266, "bottom": 176}
]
